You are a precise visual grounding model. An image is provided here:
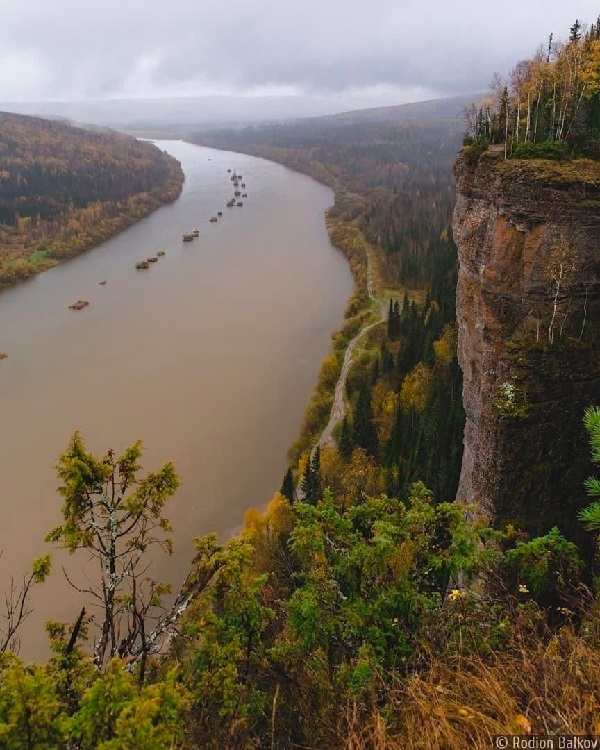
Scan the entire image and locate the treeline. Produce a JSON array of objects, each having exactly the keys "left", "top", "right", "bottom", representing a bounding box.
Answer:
[
  {"left": 0, "top": 112, "right": 184, "bottom": 287},
  {"left": 466, "top": 17, "right": 600, "bottom": 158}
]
